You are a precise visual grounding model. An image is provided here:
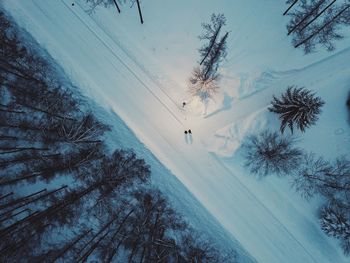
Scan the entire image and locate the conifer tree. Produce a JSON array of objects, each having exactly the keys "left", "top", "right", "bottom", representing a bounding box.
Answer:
[{"left": 269, "top": 86, "right": 325, "bottom": 133}]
